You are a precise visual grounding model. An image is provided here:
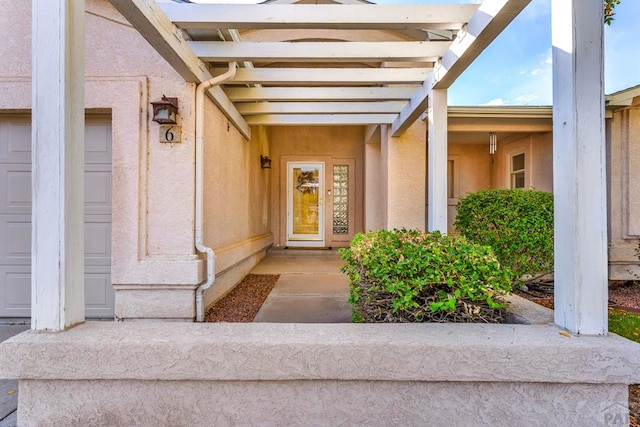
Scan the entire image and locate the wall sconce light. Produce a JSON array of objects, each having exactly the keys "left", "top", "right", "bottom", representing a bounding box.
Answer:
[
  {"left": 151, "top": 96, "right": 179, "bottom": 125},
  {"left": 260, "top": 155, "right": 272, "bottom": 169},
  {"left": 489, "top": 132, "right": 497, "bottom": 155}
]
